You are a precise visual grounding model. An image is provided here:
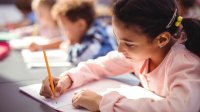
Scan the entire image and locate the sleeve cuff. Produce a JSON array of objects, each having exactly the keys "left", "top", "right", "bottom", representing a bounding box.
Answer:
[
  {"left": 59, "top": 68, "right": 85, "bottom": 89},
  {"left": 100, "top": 91, "right": 125, "bottom": 112}
]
